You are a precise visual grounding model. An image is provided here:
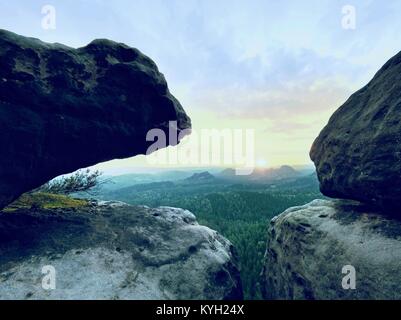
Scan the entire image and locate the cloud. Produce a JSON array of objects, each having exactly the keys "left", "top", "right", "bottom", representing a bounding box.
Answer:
[{"left": 187, "top": 46, "right": 364, "bottom": 123}]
